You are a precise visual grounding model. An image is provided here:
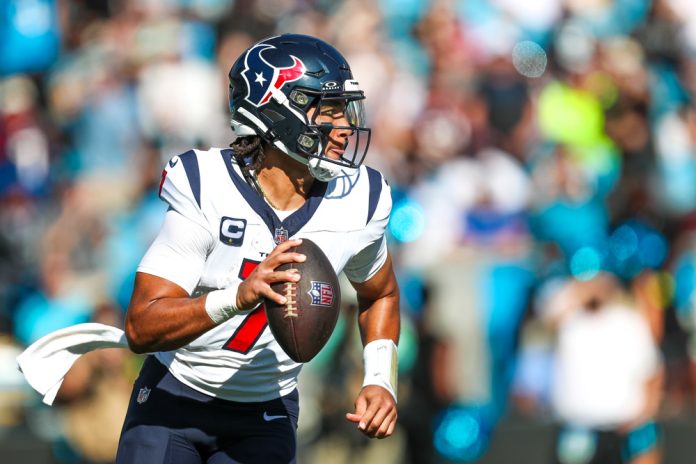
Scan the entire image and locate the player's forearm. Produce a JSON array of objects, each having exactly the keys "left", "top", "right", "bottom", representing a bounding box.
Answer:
[
  {"left": 125, "top": 296, "right": 215, "bottom": 354},
  {"left": 357, "top": 292, "right": 400, "bottom": 345},
  {"left": 352, "top": 253, "right": 401, "bottom": 345},
  {"left": 126, "top": 297, "right": 216, "bottom": 354},
  {"left": 356, "top": 290, "right": 400, "bottom": 402},
  {"left": 125, "top": 272, "right": 217, "bottom": 353}
]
